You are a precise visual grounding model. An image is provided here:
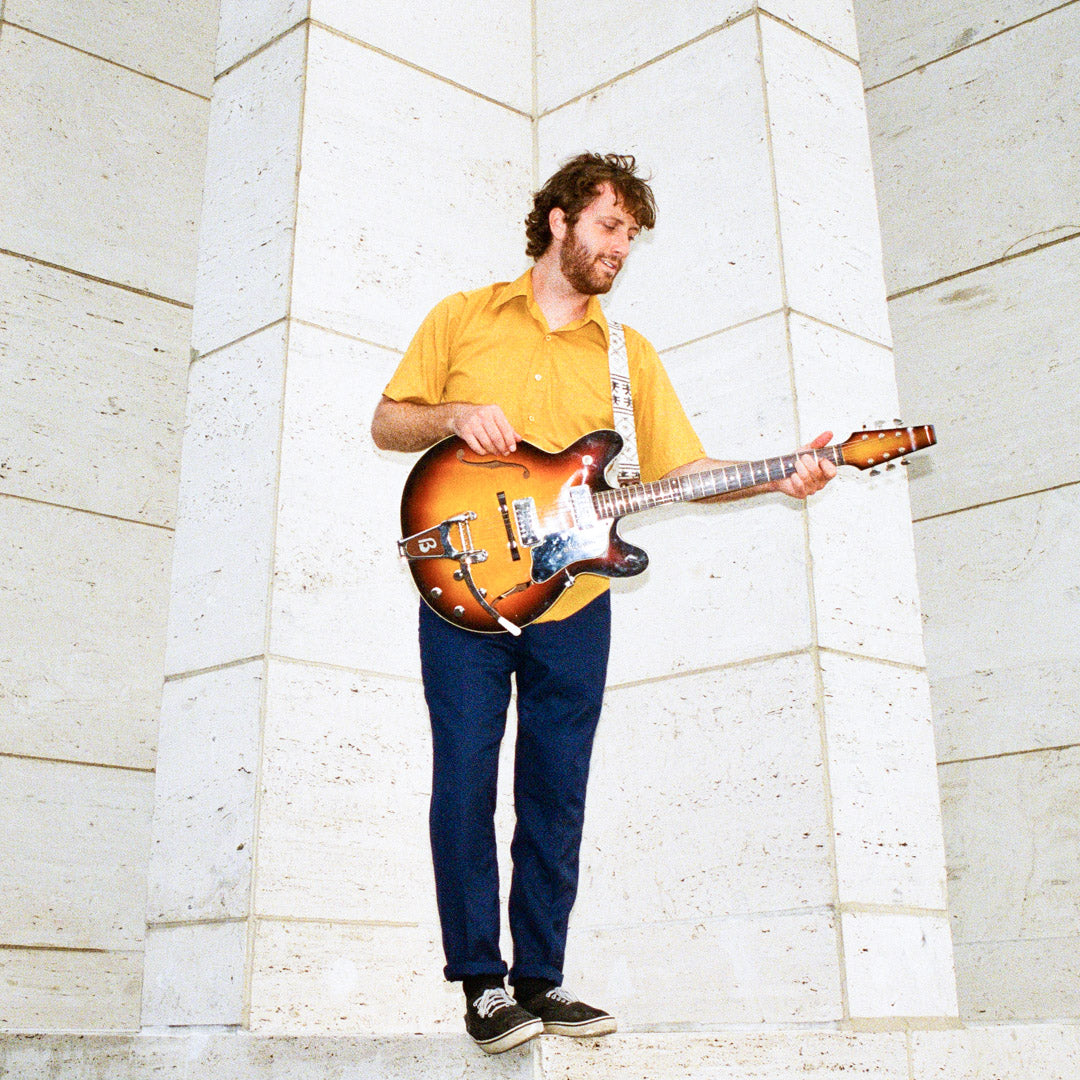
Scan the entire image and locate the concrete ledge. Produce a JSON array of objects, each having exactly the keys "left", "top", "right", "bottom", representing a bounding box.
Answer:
[{"left": 2, "top": 1025, "right": 1078, "bottom": 1078}]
